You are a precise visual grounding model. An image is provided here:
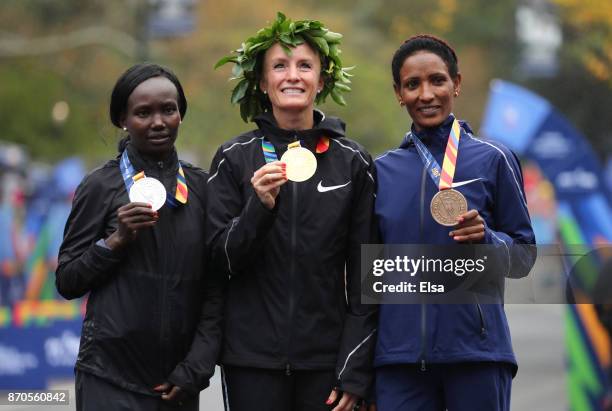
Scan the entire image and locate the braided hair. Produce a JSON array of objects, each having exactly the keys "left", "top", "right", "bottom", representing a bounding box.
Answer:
[{"left": 391, "top": 34, "right": 459, "bottom": 86}]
